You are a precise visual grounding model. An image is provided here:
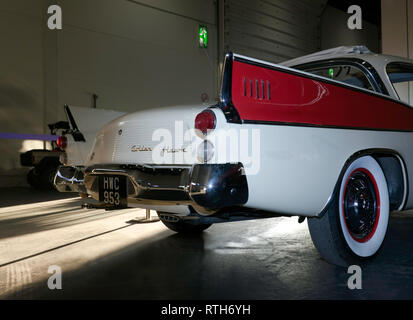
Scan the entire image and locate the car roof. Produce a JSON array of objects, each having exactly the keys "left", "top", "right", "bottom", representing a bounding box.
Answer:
[
  {"left": 281, "top": 45, "right": 413, "bottom": 68},
  {"left": 280, "top": 45, "right": 413, "bottom": 100}
]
